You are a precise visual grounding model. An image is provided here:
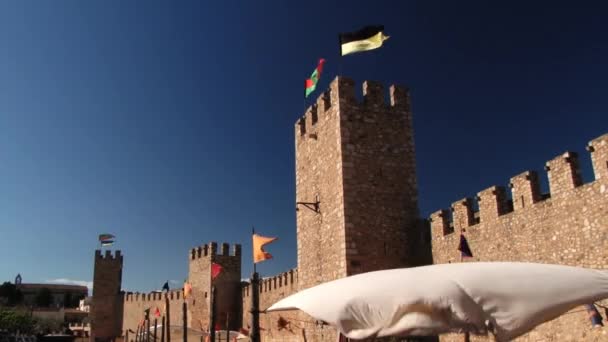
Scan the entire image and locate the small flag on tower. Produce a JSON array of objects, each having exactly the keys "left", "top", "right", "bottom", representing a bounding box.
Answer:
[
  {"left": 98, "top": 233, "right": 115, "bottom": 241},
  {"left": 211, "top": 263, "right": 223, "bottom": 280},
  {"left": 253, "top": 233, "right": 278, "bottom": 263},
  {"left": 458, "top": 233, "right": 473, "bottom": 259},
  {"left": 99, "top": 233, "right": 115, "bottom": 247},
  {"left": 162, "top": 281, "right": 169, "bottom": 291},
  {"left": 305, "top": 58, "right": 325, "bottom": 98},
  {"left": 339, "top": 25, "right": 390, "bottom": 56}
]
